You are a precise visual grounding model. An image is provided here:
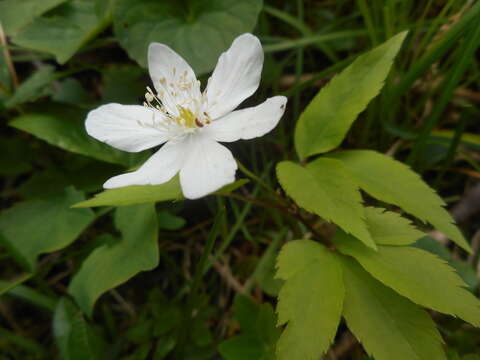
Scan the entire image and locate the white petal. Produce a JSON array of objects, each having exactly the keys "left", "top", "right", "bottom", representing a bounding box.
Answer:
[
  {"left": 148, "top": 43, "right": 200, "bottom": 116},
  {"left": 205, "top": 96, "right": 287, "bottom": 143},
  {"left": 103, "top": 140, "right": 186, "bottom": 188},
  {"left": 86, "top": 104, "right": 170, "bottom": 152},
  {"left": 205, "top": 33, "right": 263, "bottom": 120},
  {"left": 179, "top": 135, "right": 237, "bottom": 199}
]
